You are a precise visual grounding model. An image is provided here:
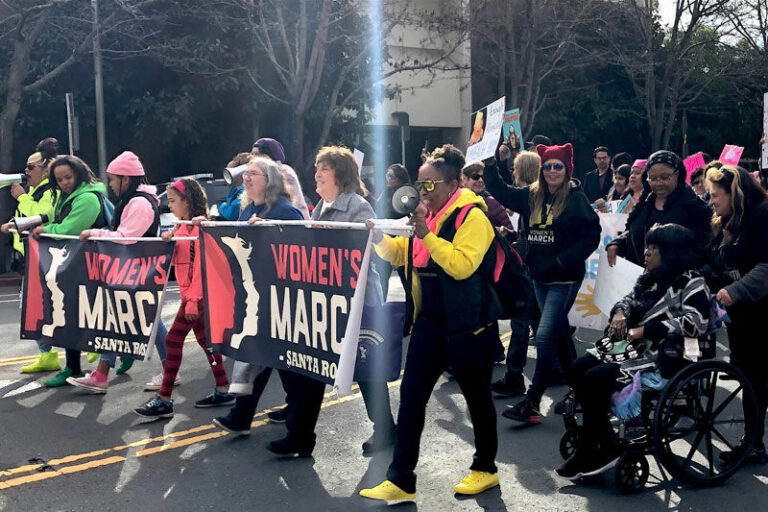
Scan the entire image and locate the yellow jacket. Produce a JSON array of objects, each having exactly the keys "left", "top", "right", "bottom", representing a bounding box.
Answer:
[
  {"left": 12, "top": 178, "right": 55, "bottom": 255},
  {"left": 375, "top": 188, "right": 495, "bottom": 318}
]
